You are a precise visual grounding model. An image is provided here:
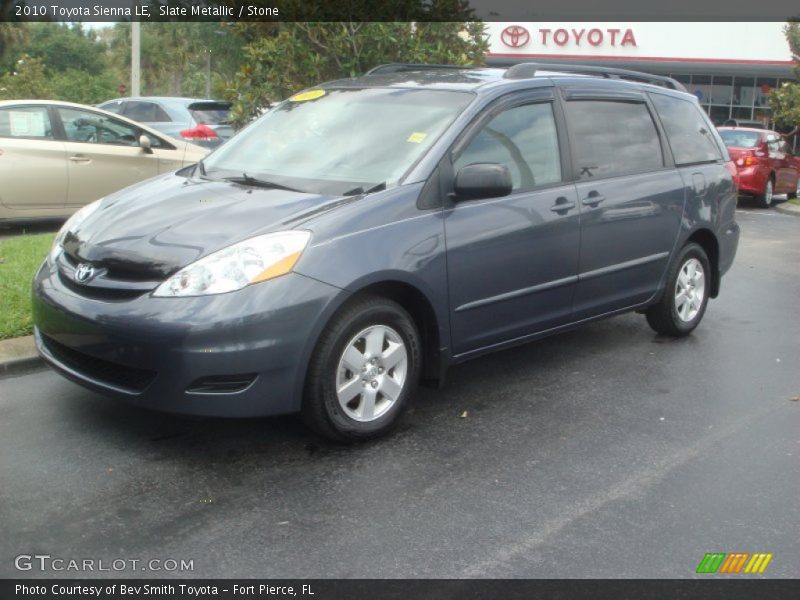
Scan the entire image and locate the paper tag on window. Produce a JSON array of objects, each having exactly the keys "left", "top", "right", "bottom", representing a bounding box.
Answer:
[
  {"left": 407, "top": 132, "right": 428, "bottom": 144},
  {"left": 10, "top": 111, "right": 46, "bottom": 137}
]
